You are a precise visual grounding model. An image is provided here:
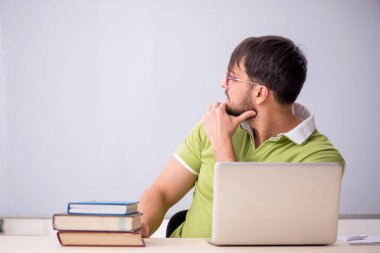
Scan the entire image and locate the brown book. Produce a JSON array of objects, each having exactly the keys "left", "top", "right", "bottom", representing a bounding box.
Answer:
[
  {"left": 57, "top": 231, "right": 145, "bottom": 247},
  {"left": 53, "top": 213, "right": 142, "bottom": 232}
]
